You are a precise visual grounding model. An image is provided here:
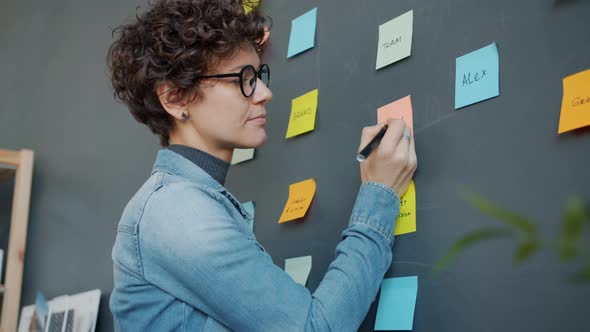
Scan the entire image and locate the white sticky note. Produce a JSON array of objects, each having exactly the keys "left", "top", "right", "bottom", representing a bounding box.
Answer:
[
  {"left": 231, "top": 148, "right": 255, "bottom": 165},
  {"left": 285, "top": 255, "right": 312, "bottom": 286},
  {"left": 376, "top": 10, "right": 413, "bottom": 70}
]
